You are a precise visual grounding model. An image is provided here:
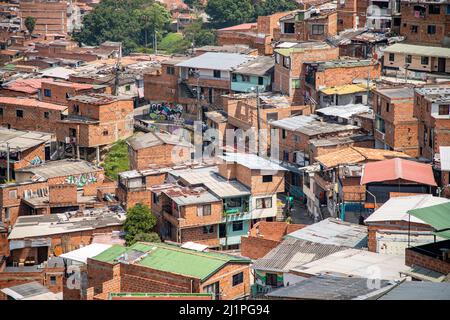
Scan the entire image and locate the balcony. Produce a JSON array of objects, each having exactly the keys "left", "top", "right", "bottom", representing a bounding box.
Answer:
[
  {"left": 162, "top": 206, "right": 185, "bottom": 228},
  {"left": 222, "top": 209, "right": 251, "bottom": 222}
]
